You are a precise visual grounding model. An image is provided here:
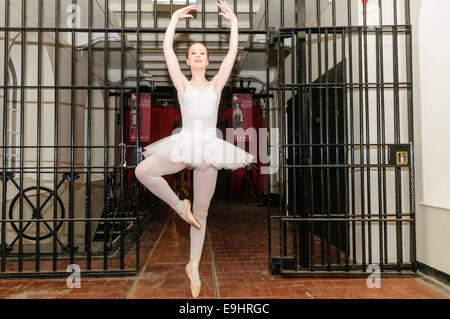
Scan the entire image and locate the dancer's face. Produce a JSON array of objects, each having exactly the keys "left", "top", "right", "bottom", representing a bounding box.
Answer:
[{"left": 186, "top": 43, "right": 209, "bottom": 71}]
